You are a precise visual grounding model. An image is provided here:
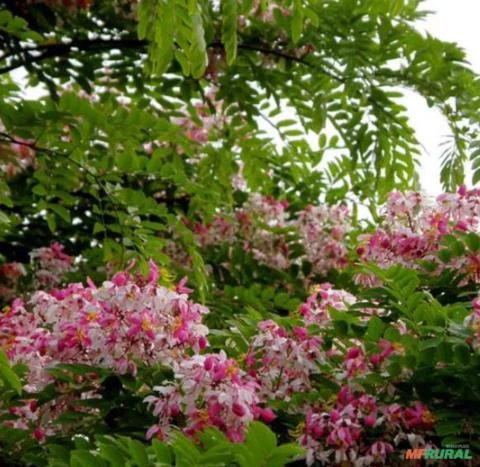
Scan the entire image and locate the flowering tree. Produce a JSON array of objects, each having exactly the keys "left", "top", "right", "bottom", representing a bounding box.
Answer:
[{"left": 1, "top": 1, "right": 480, "bottom": 465}]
